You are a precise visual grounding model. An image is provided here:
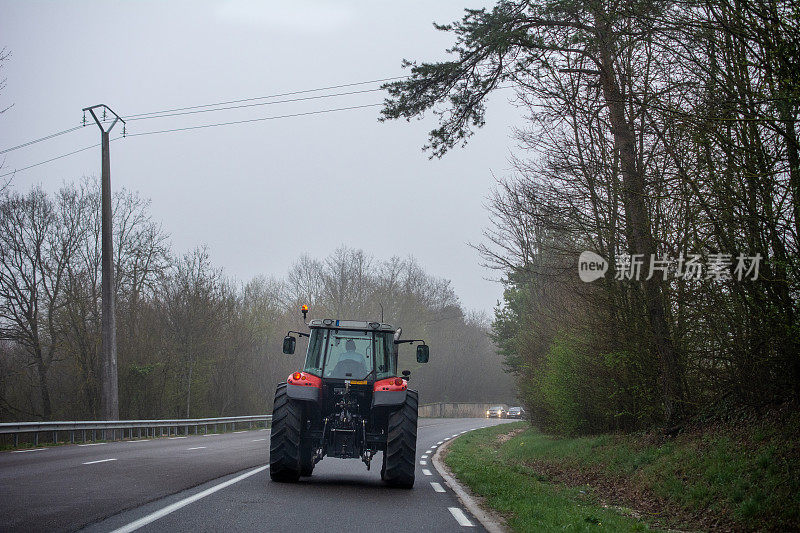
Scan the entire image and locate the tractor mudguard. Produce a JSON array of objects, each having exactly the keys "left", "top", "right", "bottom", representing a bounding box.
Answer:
[
  {"left": 372, "top": 389, "right": 407, "bottom": 407},
  {"left": 286, "top": 383, "right": 319, "bottom": 402}
]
